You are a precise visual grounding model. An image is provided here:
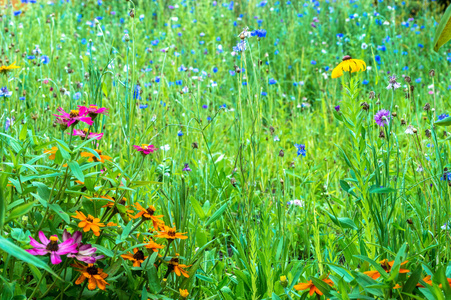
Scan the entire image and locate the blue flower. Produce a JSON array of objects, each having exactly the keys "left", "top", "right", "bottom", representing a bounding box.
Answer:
[
  {"left": 418, "top": 43, "right": 424, "bottom": 48},
  {"left": 213, "top": 67, "right": 218, "bottom": 73},
  {"left": 202, "top": 104, "right": 208, "bottom": 109},
  {"left": 362, "top": 79, "right": 369, "bottom": 85},
  {"left": 261, "top": 91, "right": 267, "bottom": 96},
  {"left": 139, "top": 104, "right": 148, "bottom": 109},
  {"left": 375, "top": 55, "right": 381, "bottom": 63},
  {"left": 73, "top": 92, "right": 82, "bottom": 100},
  {"left": 175, "top": 80, "right": 182, "bottom": 85},
  {"left": 294, "top": 143, "right": 306, "bottom": 157},
  {"left": 311, "top": 60, "right": 317, "bottom": 65},
  {"left": 40, "top": 55, "right": 50, "bottom": 64},
  {"left": 134, "top": 85, "right": 142, "bottom": 100},
  {"left": 19, "top": 97, "right": 25, "bottom": 101},
  {"left": 177, "top": 130, "right": 184, "bottom": 136},
  {"left": 27, "top": 55, "right": 36, "bottom": 60},
  {"left": 439, "top": 113, "right": 449, "bottom": 120},
  {"left": 220, "top": 104, "right": 227, "bottom": 109},
  {"left": 14, "top": 11, "right": 21, "bottom": 16},
  {"left": 251, "top": 29, "right": 267, "bottom": 38},
  {"left": 324, "top": 66, "right": 329, "bottom": 71},
  {"left": 269, "top": 78, "right": 277, "bottom": 85},
  {"left": 415, "top": 78, "right": 421, "bottom": 83},
  {"left": 0, "top": 87, "right": 12, "bottom": 97},
  {"left": 207, "top": 116, "right": 212, "bottom": 121}
]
